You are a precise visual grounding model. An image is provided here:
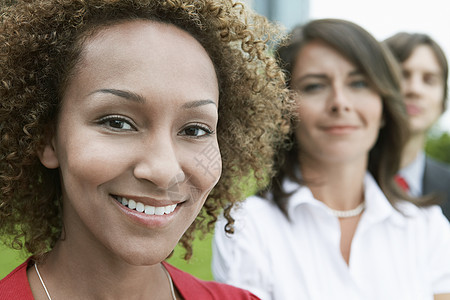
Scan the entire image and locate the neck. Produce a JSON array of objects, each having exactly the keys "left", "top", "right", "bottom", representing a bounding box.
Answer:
[
  {"left": 37, "top": 234, "right": 172, "bottom": 299},
  {"left": 401, "top": 132, "right": 426, "bottom": 168},
  {"left": 299, "top": 155, "right": 366, "bottom": 211}
]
